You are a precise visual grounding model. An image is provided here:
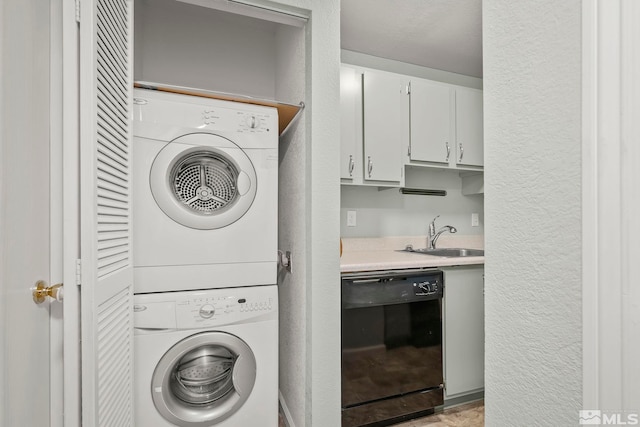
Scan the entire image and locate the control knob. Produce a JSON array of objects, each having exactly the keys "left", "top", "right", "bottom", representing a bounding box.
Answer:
[
  {"left": 199, "top": 304, "right": 215, "bottom": 319},
  {"left": 245, "top": 115, "right": 260, "bottom": 129},
  {"left": 417, "top": 281, "right": 435, "bottom": 294}
]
